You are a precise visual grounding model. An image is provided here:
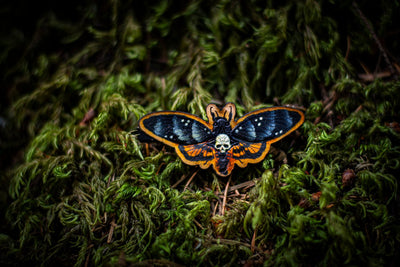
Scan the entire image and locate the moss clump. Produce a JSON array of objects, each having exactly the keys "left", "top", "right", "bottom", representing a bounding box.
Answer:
[{"left": 1, "top": 0, "right": 399, "bottom": 266}]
